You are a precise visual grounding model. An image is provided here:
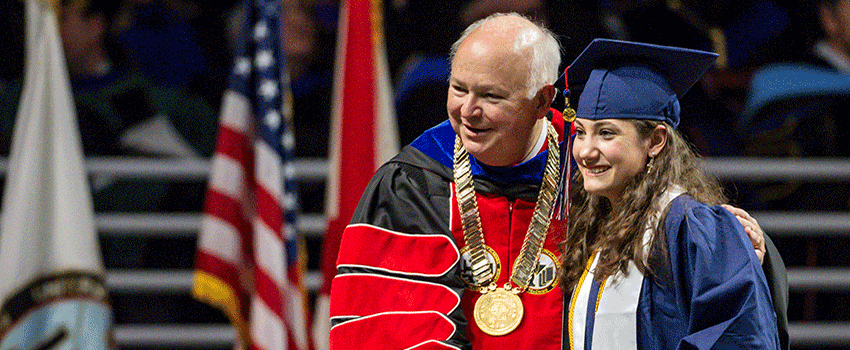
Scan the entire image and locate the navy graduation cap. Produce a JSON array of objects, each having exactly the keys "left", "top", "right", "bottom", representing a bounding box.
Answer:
[{"left": 565, "top": 39, "right": 718, "bottom": 128}]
